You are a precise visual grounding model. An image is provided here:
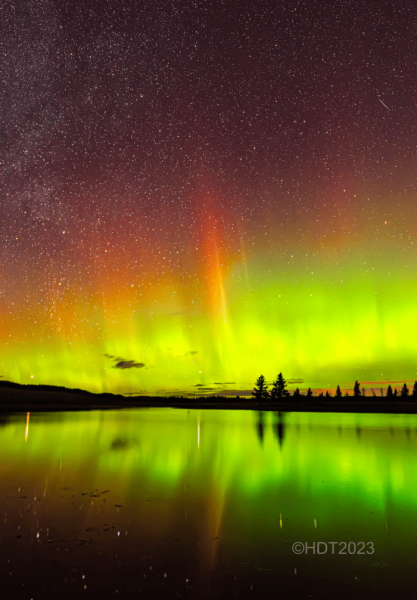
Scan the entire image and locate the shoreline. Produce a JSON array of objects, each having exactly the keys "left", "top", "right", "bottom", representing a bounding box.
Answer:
[
  {"left": 8, "top": 407, "right": 417, "bottom": 414},
  {"left": 3, "top": 405, "right": 417, "bottom": 414},
  {"left": 1, "top": 382, "right": 417, "bottom": 414}
]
